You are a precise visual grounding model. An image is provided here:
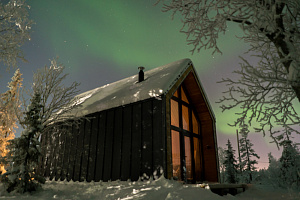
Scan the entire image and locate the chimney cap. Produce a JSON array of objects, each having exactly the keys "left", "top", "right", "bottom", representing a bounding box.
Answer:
[{"left": 138, "top": 66, "right": 145, "bottom": 71}]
